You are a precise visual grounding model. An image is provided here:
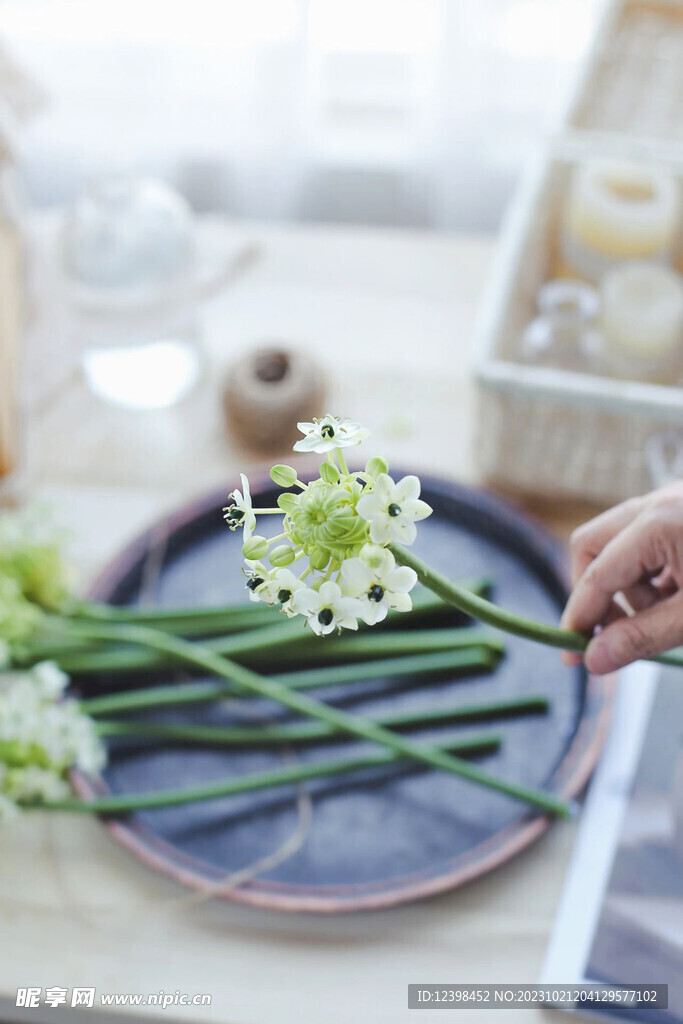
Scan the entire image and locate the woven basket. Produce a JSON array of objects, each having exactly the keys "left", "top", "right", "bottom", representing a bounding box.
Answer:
[
  {"left": 474, "top": 0, "right": 683, "bottom": 503},
  {"left": 565, "top": 0, "right": 683, "bottom": 153},
  {"left": 474, "top": 145, "right": 683, "bottom": 503}
]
